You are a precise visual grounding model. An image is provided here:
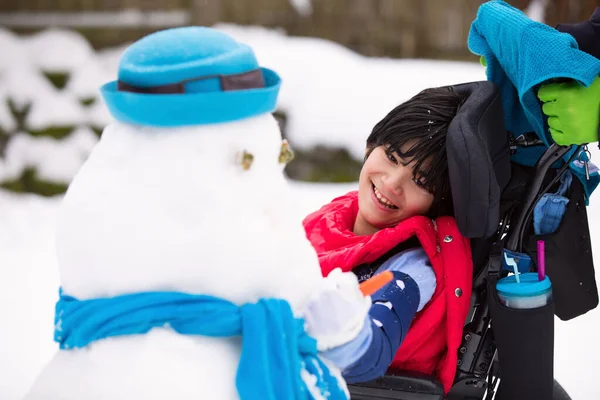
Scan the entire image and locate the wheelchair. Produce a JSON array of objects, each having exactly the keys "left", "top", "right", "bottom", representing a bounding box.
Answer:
[{"left": 347, "top": 81, "right": 598, "bottom": 400}]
